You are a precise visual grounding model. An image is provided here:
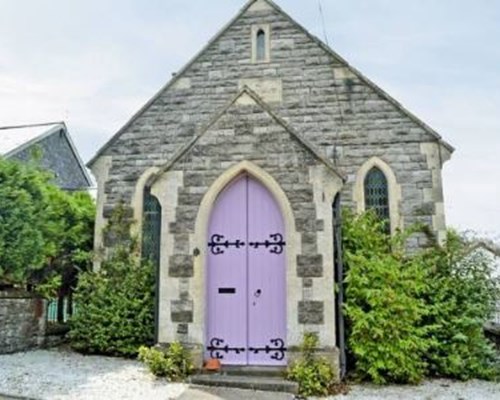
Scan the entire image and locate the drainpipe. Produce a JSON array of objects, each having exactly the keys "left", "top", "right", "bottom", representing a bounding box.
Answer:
[{"left": 333, "top": 193, "right": 347, "bottom": 379}]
